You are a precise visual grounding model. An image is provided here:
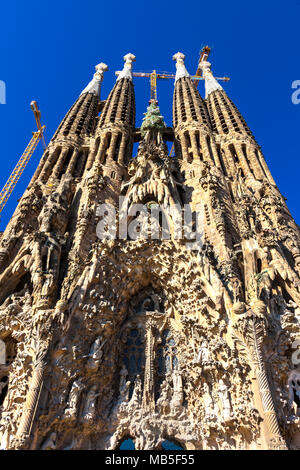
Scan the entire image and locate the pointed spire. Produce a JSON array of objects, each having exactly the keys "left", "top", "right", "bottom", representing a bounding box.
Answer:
[
  {"left": 199, "top": 59, "right": 223, "bottom": 98},
  {"left": 172, "top": 52, "right": 190, "bottom": 82},
  {"left": 80, "top": 62, "right": 108, "bottom": 97},
  {"left": 116, "top": 53, "right": 136, "bottom": 81}
]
